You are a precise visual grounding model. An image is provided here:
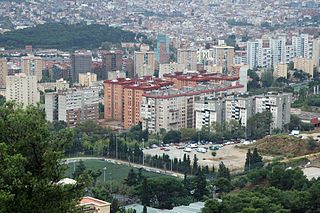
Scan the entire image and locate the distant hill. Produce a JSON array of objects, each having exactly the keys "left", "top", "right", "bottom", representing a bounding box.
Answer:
[{"left": 0, "top": 23, "right": 147, "bottom": 50}]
